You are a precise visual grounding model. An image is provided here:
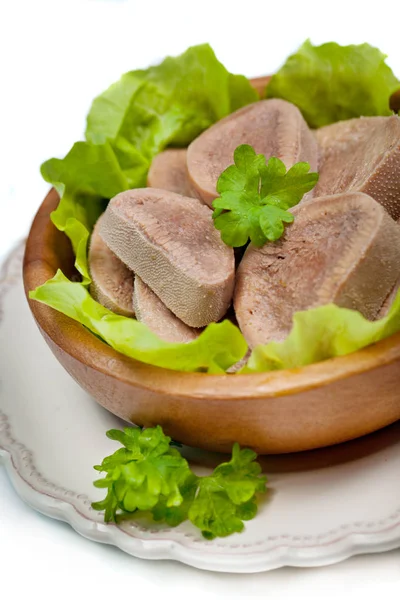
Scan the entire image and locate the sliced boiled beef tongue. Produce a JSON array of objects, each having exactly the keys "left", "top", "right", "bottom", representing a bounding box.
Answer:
[
  {"left": 314, "top": 116, "right": 400, "bottom": 219},
  {"left": 234, "top": 192, "right": 400, "bottom": 348},
  {"left": 88, "top": 214, "right": 135, "bottom": 317},
  {"left": 100, "top": 188, "right": 235, "bottom": 328},
  {"left": 147, "top": 149, "right": 193, "bottom": 197},
  {"left": 186, "top": 98, "right": 319, "bottom": 207},
  {"left": 226, "top": 350, "right": 251, "bottom": 374},
  {"left": 133, "top": 275, "right": 200, "bottom": 343}
]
